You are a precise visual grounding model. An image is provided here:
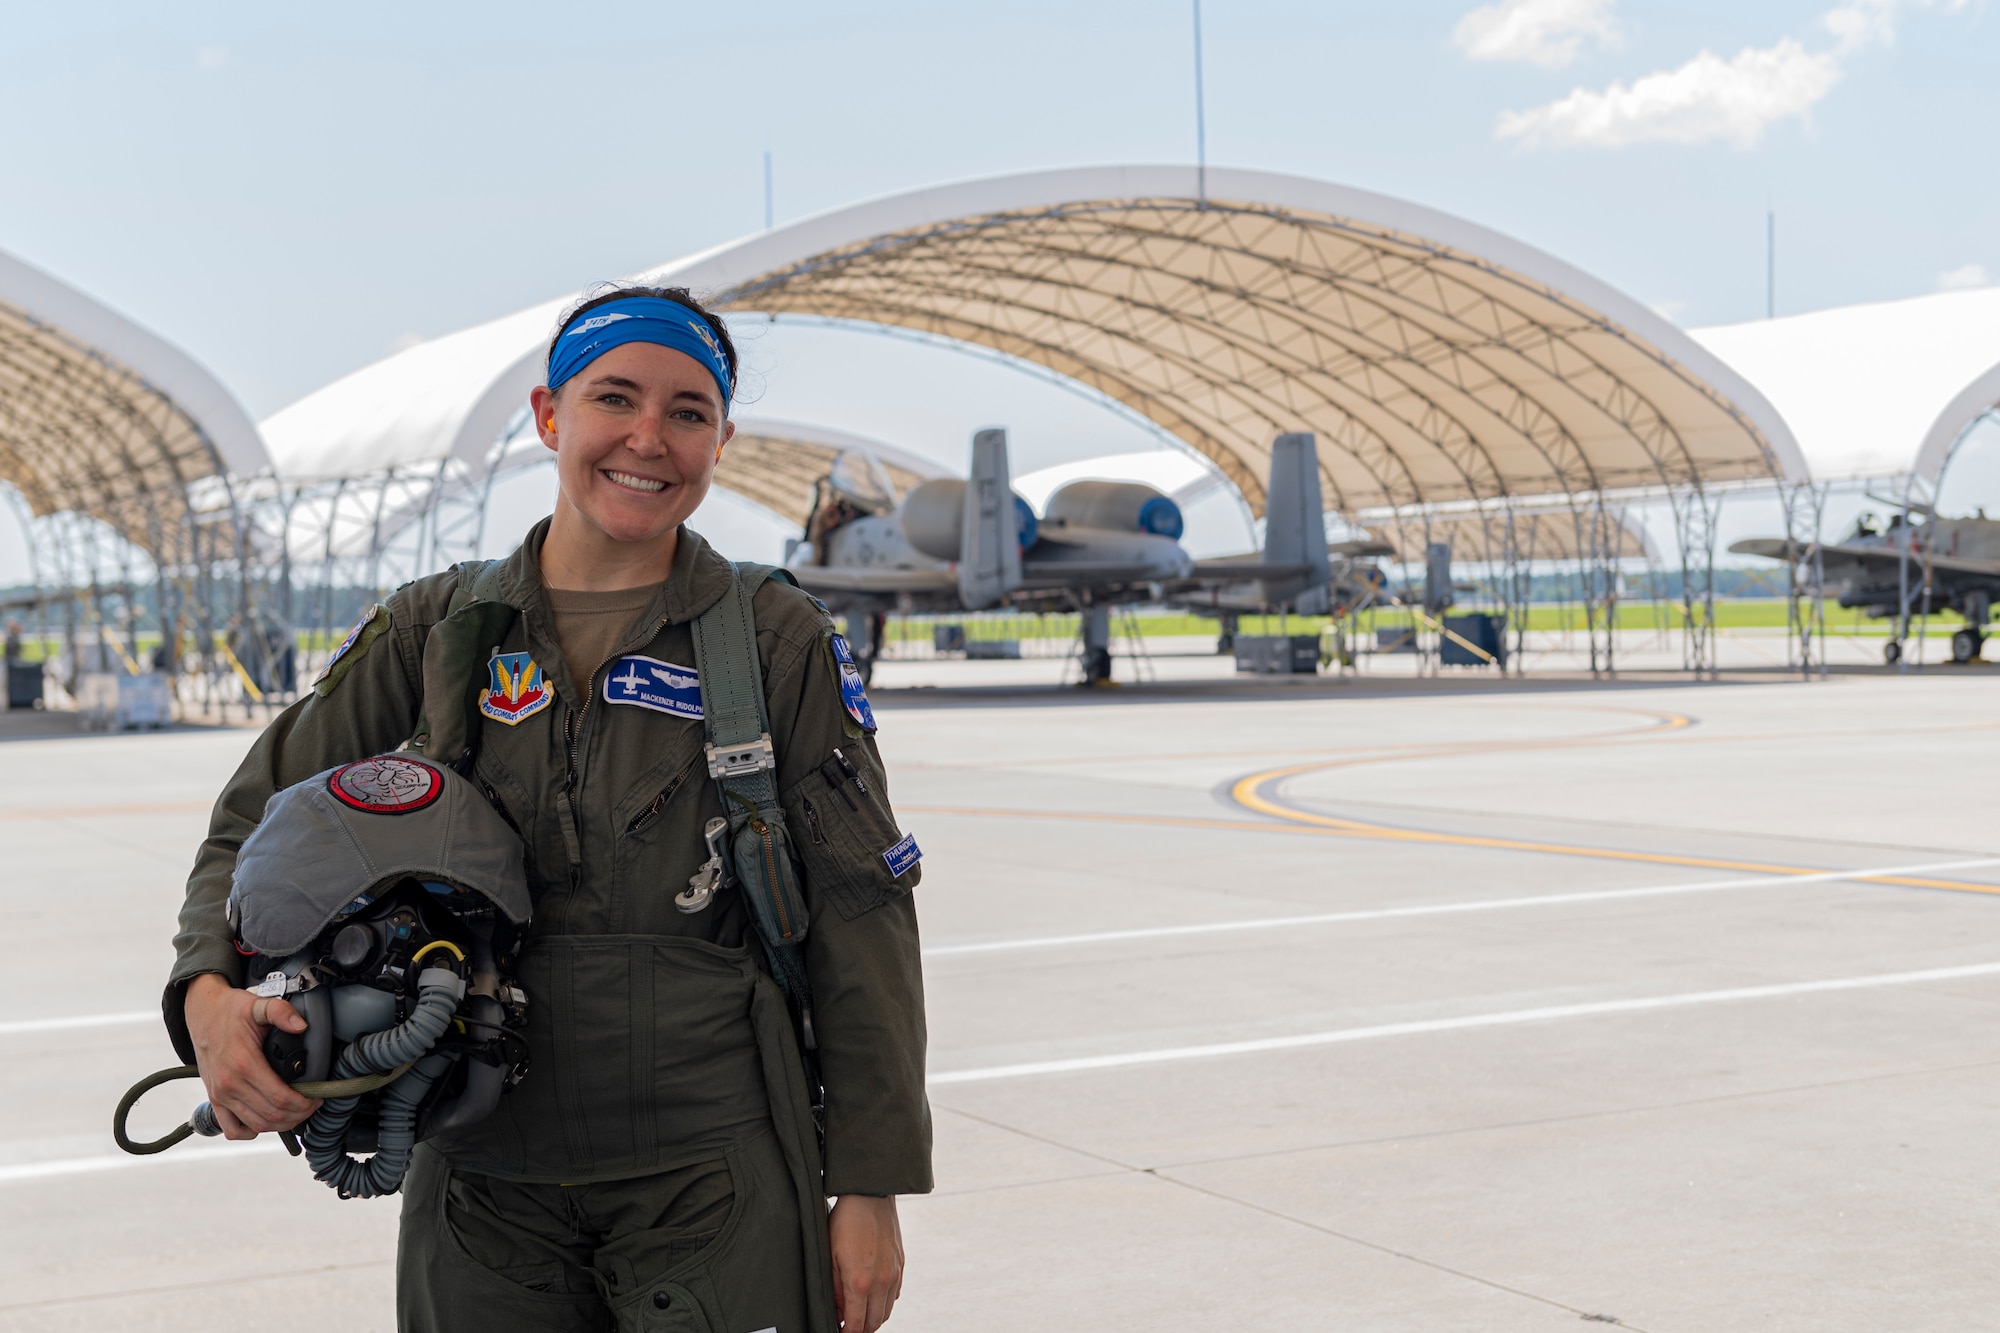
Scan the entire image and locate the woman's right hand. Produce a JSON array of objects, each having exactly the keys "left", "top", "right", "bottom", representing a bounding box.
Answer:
[{"left": 184, "top": 972, "right": 321, "bottom": 1139}]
